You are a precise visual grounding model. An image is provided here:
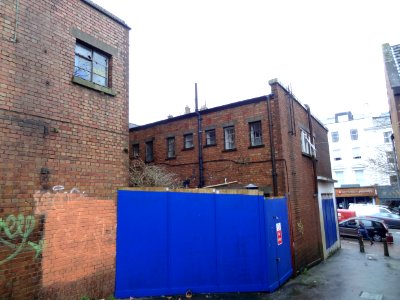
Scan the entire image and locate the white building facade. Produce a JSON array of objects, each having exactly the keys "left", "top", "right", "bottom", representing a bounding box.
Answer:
[{"left": 324, "top": 112, "right": 395, "bottom": 188}]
